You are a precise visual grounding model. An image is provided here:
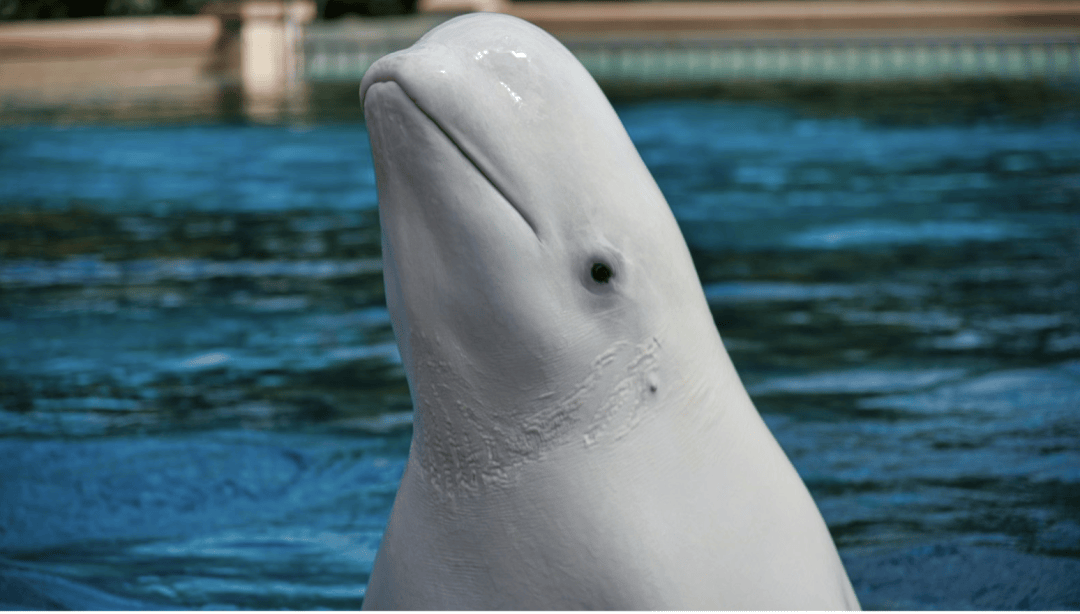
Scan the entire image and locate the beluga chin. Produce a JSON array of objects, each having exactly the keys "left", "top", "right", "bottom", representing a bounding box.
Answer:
[{"left": 359, "top": 12, "right": 860, "bottom": 610}]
